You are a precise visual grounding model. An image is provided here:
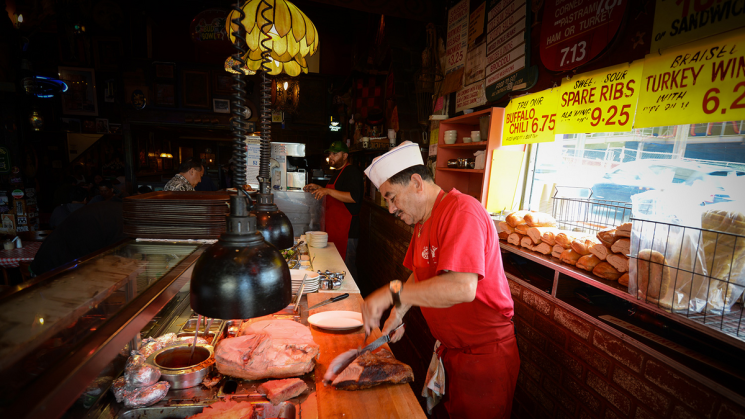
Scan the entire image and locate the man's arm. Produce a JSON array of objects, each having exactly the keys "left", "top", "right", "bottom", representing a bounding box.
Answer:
[
  {"left": 362, "top": 271, "right": 478, "bottom": 336},
  {"left": 312, "top": 188, "right": 356, "bottom": 203}
]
